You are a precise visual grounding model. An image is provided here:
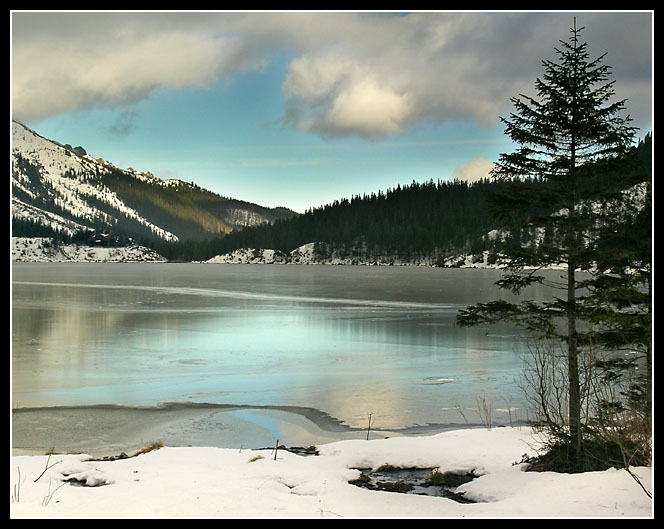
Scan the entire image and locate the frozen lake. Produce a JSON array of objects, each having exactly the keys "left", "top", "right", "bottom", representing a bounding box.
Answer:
[{"left": 12, "top": 263, "right": 559, "bottom": 454}]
